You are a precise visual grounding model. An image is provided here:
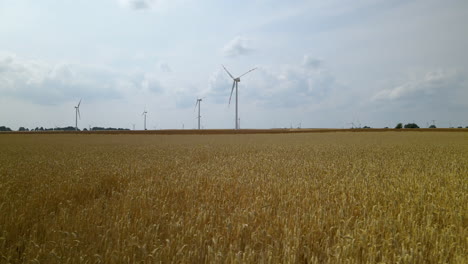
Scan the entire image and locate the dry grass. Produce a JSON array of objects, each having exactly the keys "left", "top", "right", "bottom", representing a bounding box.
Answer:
[{"left": 0, "top": 132, "right": 466, "bottom": 263}]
